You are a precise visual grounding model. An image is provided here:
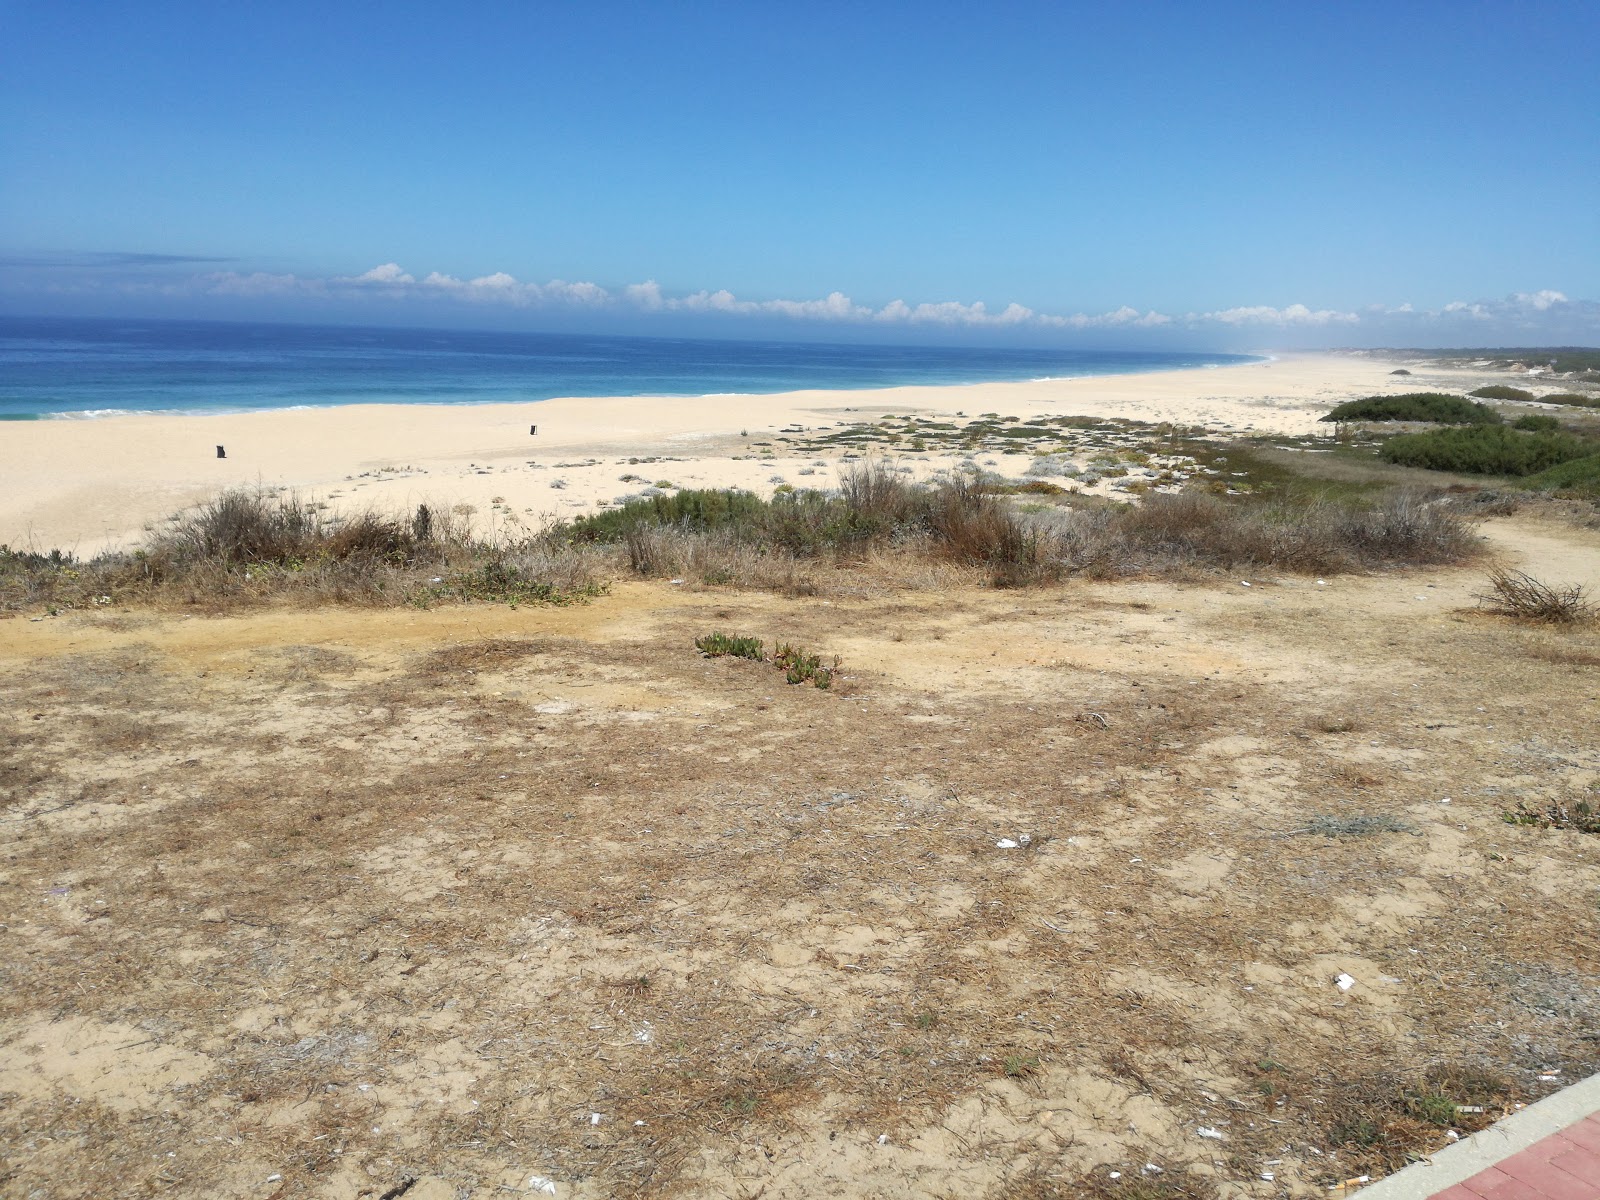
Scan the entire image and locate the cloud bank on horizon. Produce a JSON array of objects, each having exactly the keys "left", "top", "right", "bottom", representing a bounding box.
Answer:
[{"left": 76, "top": 259, "right": 1592, "bottom": 344}]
